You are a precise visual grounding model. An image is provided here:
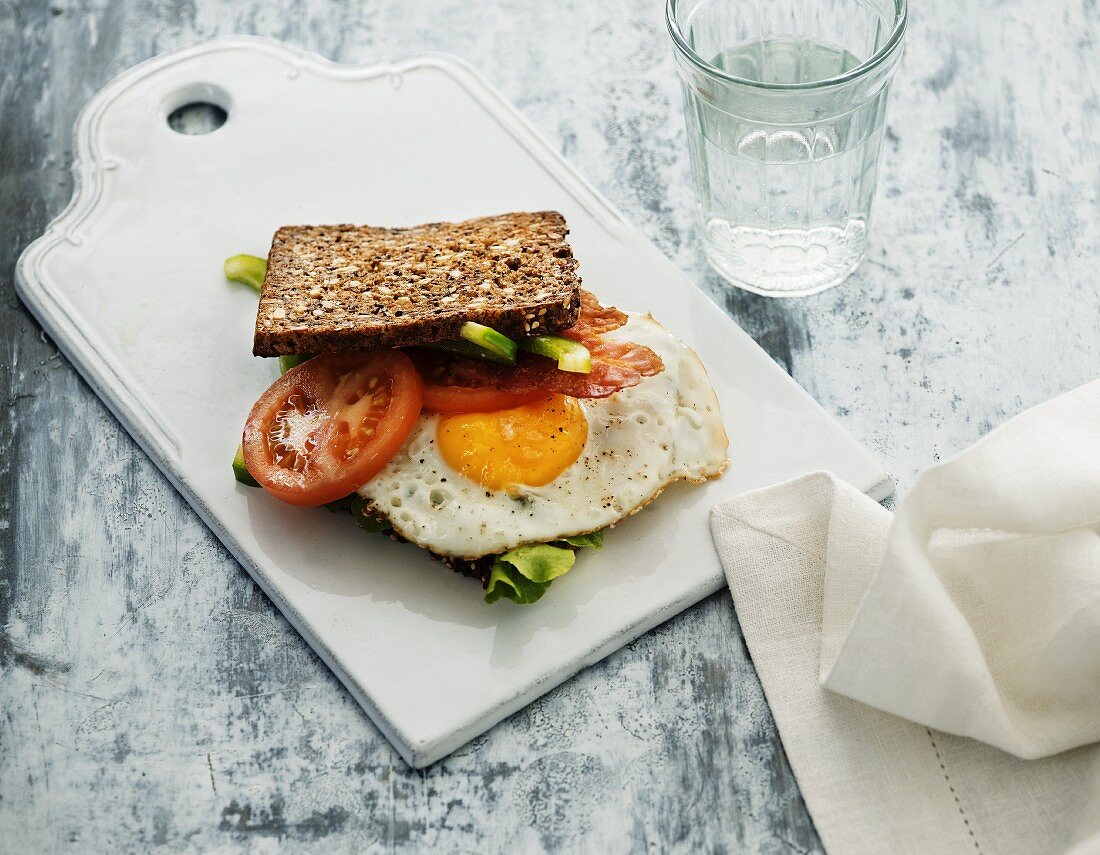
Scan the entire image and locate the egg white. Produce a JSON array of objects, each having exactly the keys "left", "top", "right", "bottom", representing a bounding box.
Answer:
[{"left": 357, "top": 314, "right": 728, "bottom": 558}]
